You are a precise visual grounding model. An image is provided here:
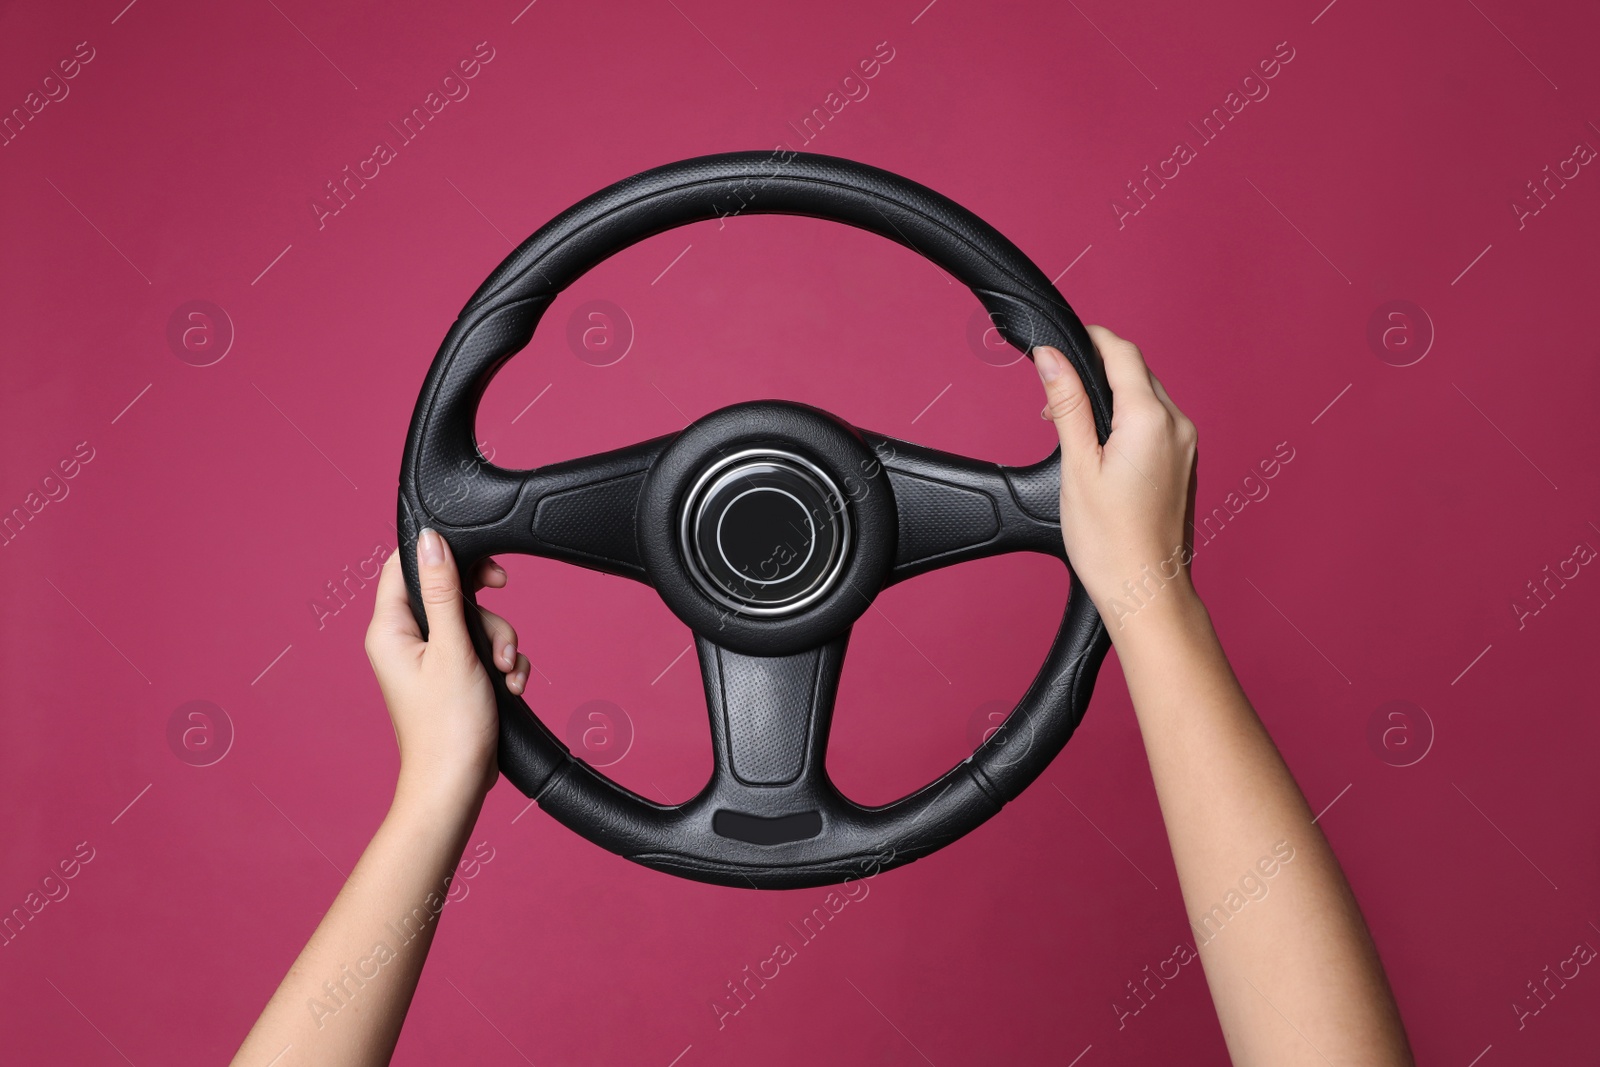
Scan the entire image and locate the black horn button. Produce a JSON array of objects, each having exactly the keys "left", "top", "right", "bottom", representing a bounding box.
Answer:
[{"left": 680, "top": 449, "right": 850, "bottom": 616}]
